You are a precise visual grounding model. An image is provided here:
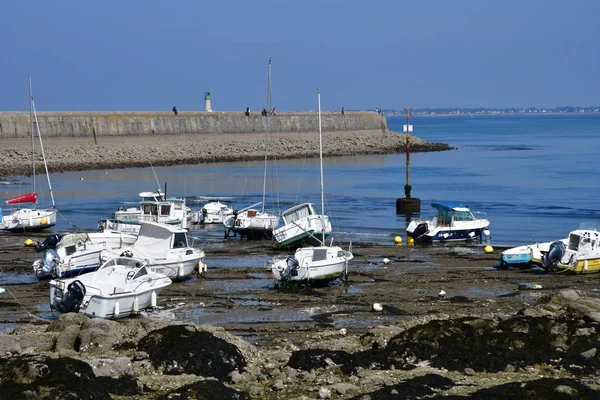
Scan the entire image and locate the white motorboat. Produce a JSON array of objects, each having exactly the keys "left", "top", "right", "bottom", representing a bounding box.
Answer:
[
  {"left": 192, "top": 201, "right": 233, "bottom": 225},
  {"left": 1, "top": 75, "right": 57, "bottom": 233},
  {"left": 273, "top": 202, "right": 332, "bottom": 249},
  {"left": 224, "top": 59, "right": 280, "bottom": 240},
  {"left": 32, "top": 231, "right": 137, "bottom": 279},
  {"left": 532, "top": 225, "right": 600, "bottom": 274},
  {"left": 269, "top": 89, "right": 353, "bottom": 286},
  {"left": 102, "top": 221, "right": 206, "bottom": 281},
  {"left": 406, "top": 202, "right": 490, "bottom": 243},
  {"left": 49, "top": 256, "right": 171, "bottom": 319},
  {"left": 98, "top": 190, "right": 190, "bottom": 235}
]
